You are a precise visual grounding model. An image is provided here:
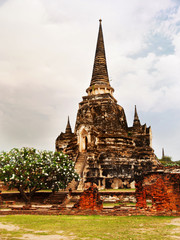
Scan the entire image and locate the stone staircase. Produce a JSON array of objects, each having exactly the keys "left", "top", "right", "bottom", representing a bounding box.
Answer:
[{"left": 67, "top": 152, "right": 87, "bottom": 190}]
